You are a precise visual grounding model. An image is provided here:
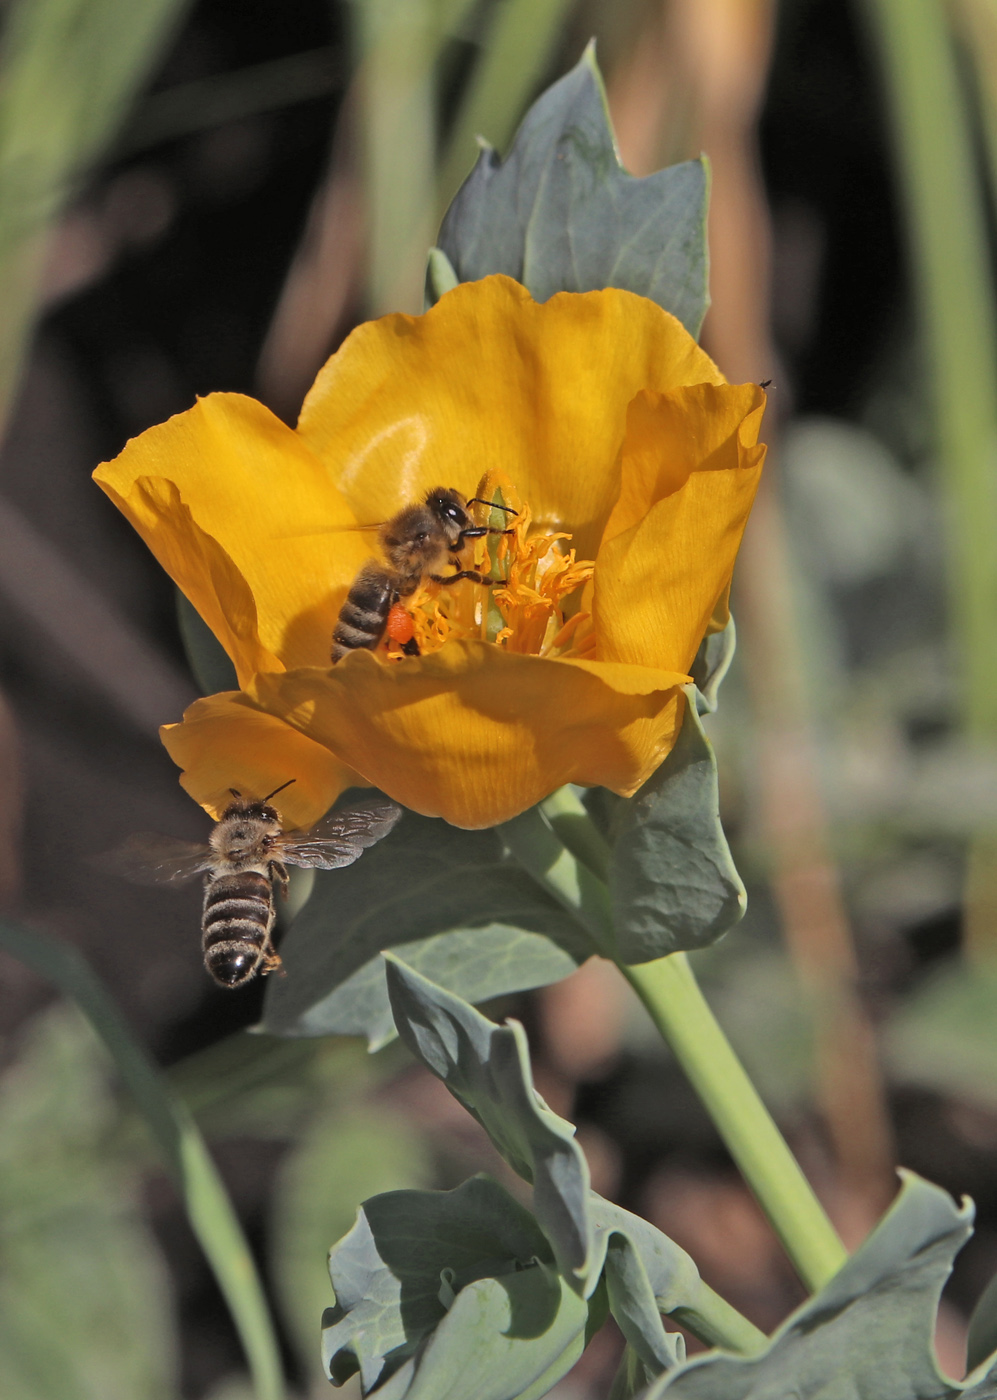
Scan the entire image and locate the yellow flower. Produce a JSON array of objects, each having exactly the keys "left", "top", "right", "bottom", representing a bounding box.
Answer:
[{"left": 94, "top": 275, "right": 766, "bottom": 830}]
